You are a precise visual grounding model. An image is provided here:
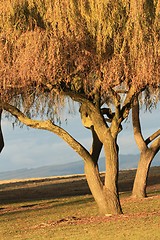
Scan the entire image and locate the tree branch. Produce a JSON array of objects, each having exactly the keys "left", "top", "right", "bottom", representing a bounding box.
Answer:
[
  {"left": 101, "top": 108, "right": 114, "bottom": 122},
  {"left": 115, "top": 90, "right": 128, "bottom": 94},
  {"left": 1, "top": 102, "right": 92, "bottom": 163},
  {"left": 90, "top": 126, "right": 103, "bottom": 165},
  {"left": 79, "top": 102, "right": 109, "bottom": 144},
  {"left": 145, "top": 129, "right": 160, "bottom": 146},
  {"left": 121, "top": 85, "right": 138, "bottom": 120},
  {"left": 0, "top": 109, "right": 4, "bottom": 153},
  {"left": 150, "top": 137, "right": 160, "bottom": 155},
  {"left": 109, "top": 88, "right": 121, "bottom": 107},
  {"left": 132, "top": 97, "right": 147, "bottom": 152}
]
